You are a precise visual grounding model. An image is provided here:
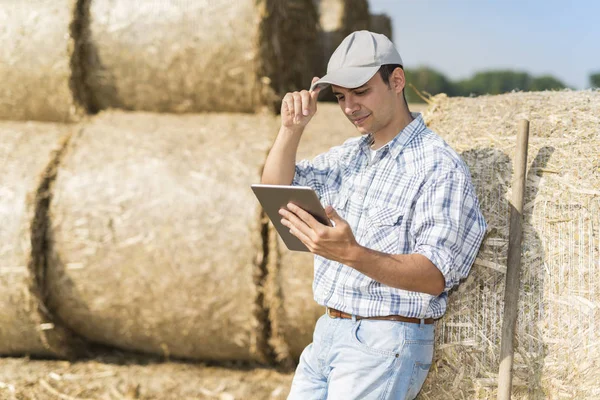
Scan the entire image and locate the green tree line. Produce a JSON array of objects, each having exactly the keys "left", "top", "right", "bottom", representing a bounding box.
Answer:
[{"left": 404, "top": 68, "right": 599, "bottom": 103}]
